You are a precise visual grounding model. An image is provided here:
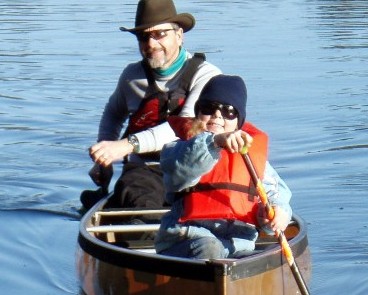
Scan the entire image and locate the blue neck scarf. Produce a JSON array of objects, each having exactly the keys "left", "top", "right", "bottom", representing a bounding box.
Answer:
[{"left": 154, "top": 47, "right": 186, "bottom": 77}]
